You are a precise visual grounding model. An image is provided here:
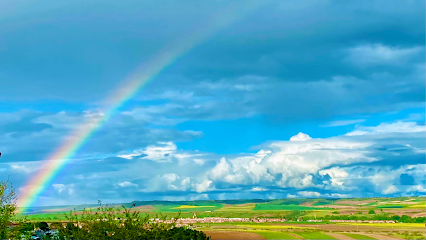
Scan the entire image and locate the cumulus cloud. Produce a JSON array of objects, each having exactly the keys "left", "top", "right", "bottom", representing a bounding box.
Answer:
[
  {"left": 194, "top": 180, "right": 213, "bottom": 193},
  {"left": 298, "top": 191, "right": 321, "bottom": 198},
  {"left": 382, "top": 185, "right": 398, "bottom": 195},
  {"left": 289, "top": 132, "right": 312, "bottom": 141},
  {"left": 5, "top": 118, "right": 423, "bottom": 205},
  {"left": 319, "top": 167, "right": 349, "bottom": 187}
]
